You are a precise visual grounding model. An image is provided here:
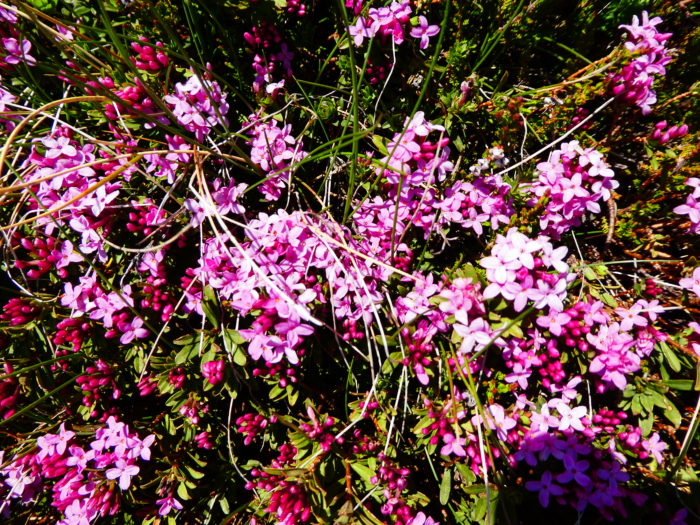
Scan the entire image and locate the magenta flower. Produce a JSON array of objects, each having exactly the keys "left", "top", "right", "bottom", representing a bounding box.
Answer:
[
  {"left": 118, "top": 317, "right": 149, "bottom": 344},
  {"left": 157, "top": 495, "right": 184, "bottom": 516},
  {"left": 410, "top": 512, "right": 440, "bottom": 525},
  {"left": 2, "top": 38, "right": 36, "bottom": 66},
  {"left": 525, "top": 471, "right": 565, "bottom": 507},
  {"left": 202, "top": 360, "right": 225, "bottom": 385},
  {"left": 410, "top": 16, "right": 440, "bottom": 49},
  {"left": 555, "top": 402, "right": 587, "bottom": 432},
  {"left": 642, "top": 432, "right": 667, "bottom": 464},
  {"left": 680, "top": 266, "right": 700, "bottom": 299},
  {"left": 440, "top": 432, "right": 466, "bottom": 457},
  {"left": 106, "top": 459, "right": 140, "bottom": 490}
]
